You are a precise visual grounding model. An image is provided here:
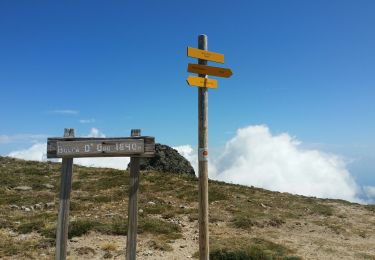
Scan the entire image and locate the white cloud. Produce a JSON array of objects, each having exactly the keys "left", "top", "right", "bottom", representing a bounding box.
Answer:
[
  {"left": 175, "top": 125, "right": 364, "bottom": 203},
  {"left": 74, "top": 157, "right": 129, "bottom": 170},
  {"left": 210, "top": 125, "right": 361, "bottom": 202},
  {"left": 363, "top": 186, "right": 375, "bottom": 203},
  {"left": 49, "top": 110, "right": 79, "bottom": 115},
  {"left": 86, "top": 128, "right": 105, "bottom": 138},
  {"left": 173, "top": 145, "right": 197, "bottom": 172},
  {"left": 0, "top": 134, "right": 47, "bottom": 144},
  {"left": 8, "top": 143, "right": 48, "bottom": 161},
  {"left": 79, "top": 119, "right": 95, "bottom": 124}
]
